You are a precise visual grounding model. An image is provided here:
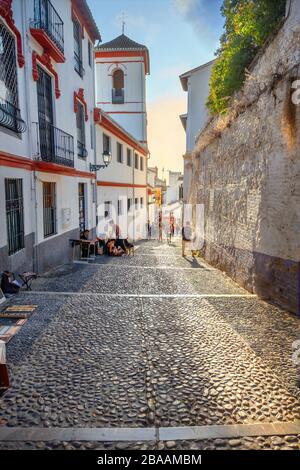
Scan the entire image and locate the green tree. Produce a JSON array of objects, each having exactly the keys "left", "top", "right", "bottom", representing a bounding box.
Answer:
[{"left": 207, "top": 0, "right": 286, "bottom": 114}]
